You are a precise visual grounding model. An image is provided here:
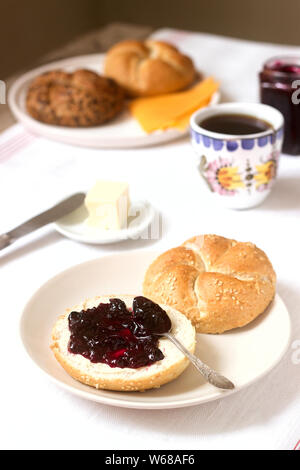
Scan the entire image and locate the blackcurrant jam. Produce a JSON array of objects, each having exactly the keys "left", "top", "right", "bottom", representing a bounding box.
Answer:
[
  {"left": 260, "top": 56, "right": 300, "bottom": 155},
  {"left": 68, "top": 297, "right": 172, "bottom": 369}
]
